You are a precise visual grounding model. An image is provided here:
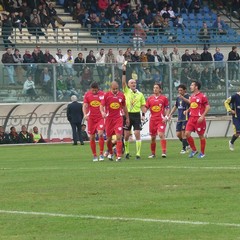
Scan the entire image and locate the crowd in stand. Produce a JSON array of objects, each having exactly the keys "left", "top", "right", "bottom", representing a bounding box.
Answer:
[
  {"left": 1, "top": 0, "right": 66, "bottom": 49},
  {"left": 1, "top": 44, "right": 240, "bottom": 101},
  {"left": 0, "top": 125, "right": 45, "bottom": 144}
]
